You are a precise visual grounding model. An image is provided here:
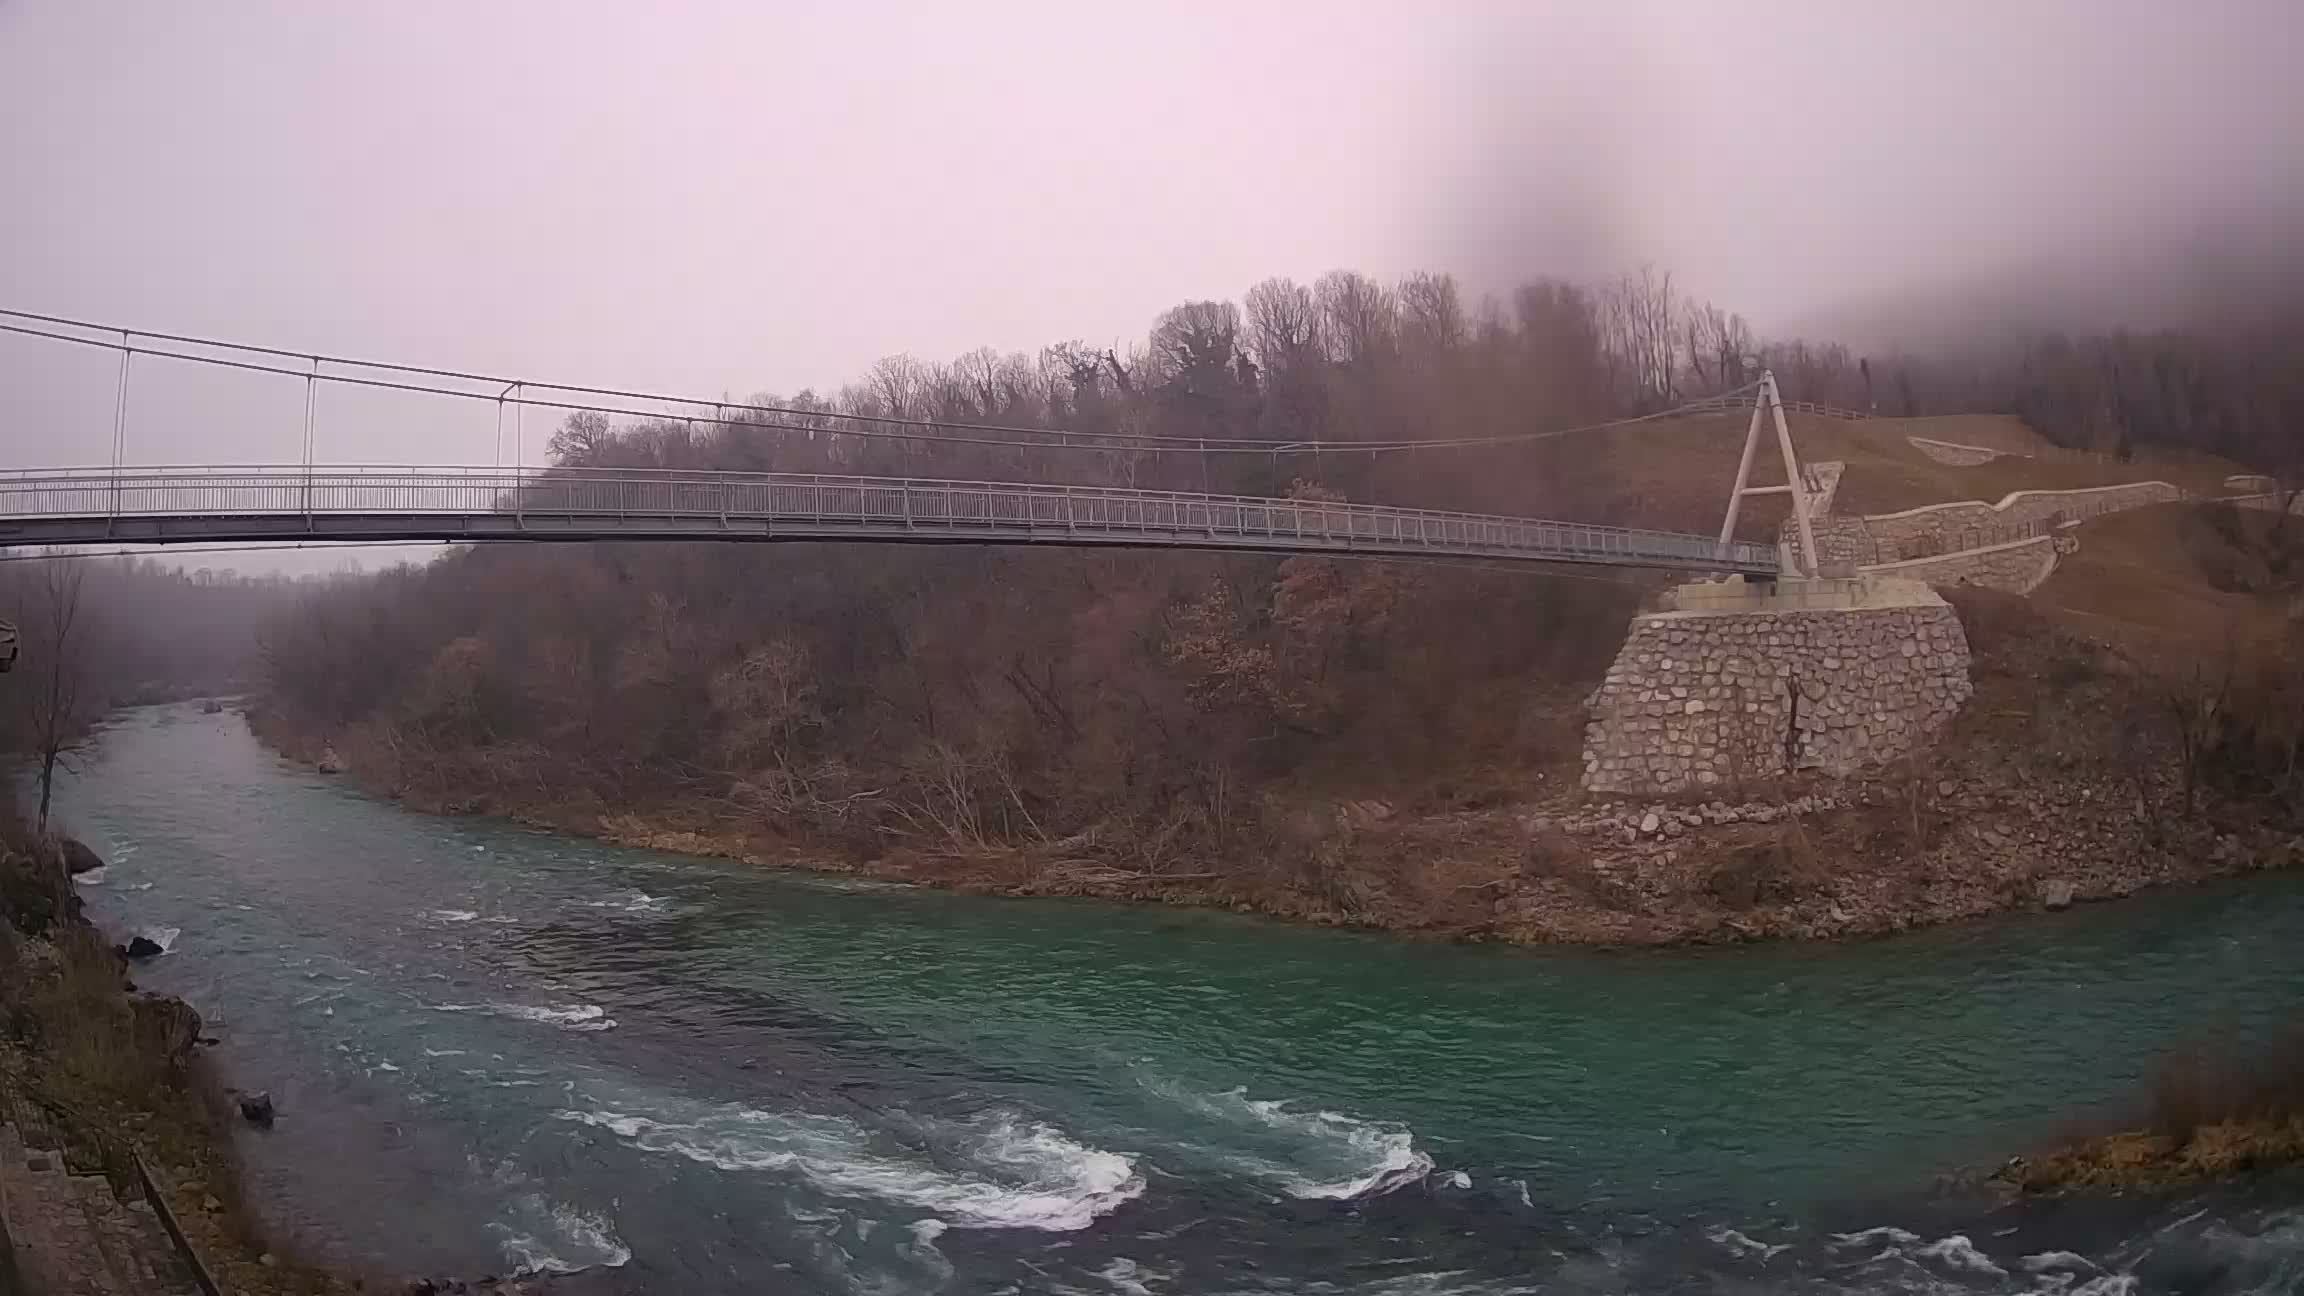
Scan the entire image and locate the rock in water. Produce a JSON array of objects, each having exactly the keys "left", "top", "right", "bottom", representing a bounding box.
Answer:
[
  {"left": 123, "top": 935, "right": 165, "bottom": 959},
  {"left": 59, "top": 838, "right": 105, "bottom": 875},
  {"left": 201, "top": 699, "right": 225, "bottom": 714},
  {"left": 2042, "top": 879, "right": 2076, "bottom": 910},
  {"left": 239, "top": 1091, "right": 276, "bottom": 1126}
]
